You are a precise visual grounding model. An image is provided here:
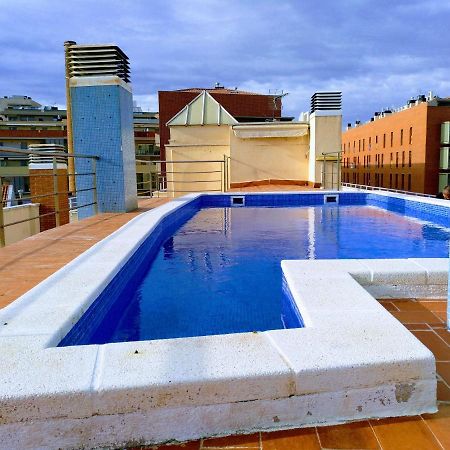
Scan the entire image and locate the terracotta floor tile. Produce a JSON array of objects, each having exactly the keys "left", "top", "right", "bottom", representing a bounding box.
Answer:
[
  {"left": 432, "top": 311, "right": 448, "bottom": 323},
  {"left": 430, "top": 323, "right": 447, "bottom": 330},
  {"left": 202, "top": 433, "right": 260, "bottom": 448},
  {"left": 434, "top": 328, "right": 450, "bottom": 347},
  {"left": 316, "top": 421, "right": 380, "bottom": 449},
  {"left": 411, "top": 331, "right": 450, "bottom": 361},
  {"left": 404, "top": 323, "right": 430, "bottom": 331},
  {"left": 437, "top": 362, "right": 450, "bottom": 385},
  {"left": 370, "top": 416, "right": 442, "bottom": 450},
  {"left": 417, "top": 301, "right": 447, "bottom": 313},
  {"left": 390, "top": 310, "right": 442, "bottom": 325},
  {"left": 437, "top": 381, "right": 450, "bottom": 402},
  {"left": 261, "top": 428, "right": 320, "bottom": 450},
  {"left": 391, "top": 300, "right": 423, "bottom": 311},
  {"left": 422, "top": 404, "right": 450, "bottom": 449},
  {"left": 378, "top": 300, "right": 399, "bottom": 312}
]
